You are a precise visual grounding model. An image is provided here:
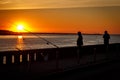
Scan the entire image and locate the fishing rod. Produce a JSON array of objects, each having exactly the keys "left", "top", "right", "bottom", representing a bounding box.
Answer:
[
  {"left": 15, "top": 28, "right": 59, "bottom": 51},
  {"left": 22, "top": 28, "right": 60, "bottom": 48}
]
